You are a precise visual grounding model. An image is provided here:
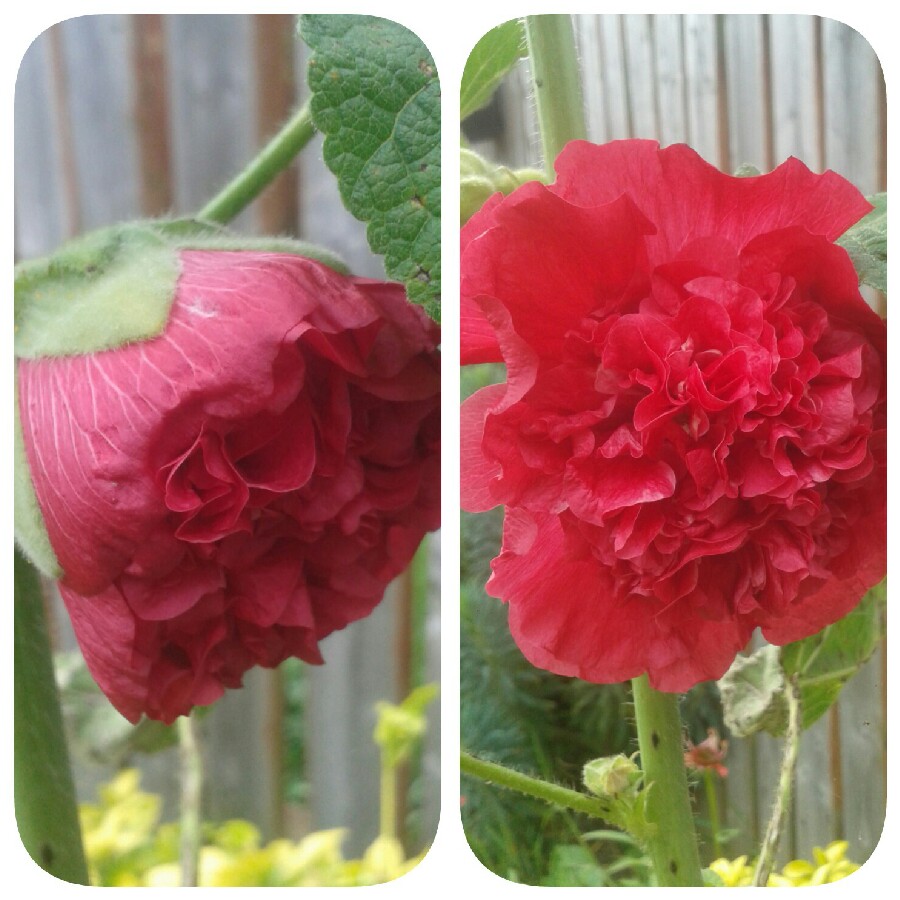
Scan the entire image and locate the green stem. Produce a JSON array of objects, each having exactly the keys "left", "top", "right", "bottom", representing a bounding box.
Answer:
[
  {"left": 460, "top": 751, "right": 611, "bottom": 819},
  {"left": 198, "top": 101, "right": 316, "bottom": 225},
  {"left": 178, "top": 715, "right": 203, "bottom": 887},
  {"left": 14, "top": 551, "right": 90, "bottom": 884},
  {"left": 704, "top": 768, "right": 722, "bottom": 860},
  {"left": 753, "top": 674, "right": 801, "bottom": 886},
  {"left": 524, "top": 14, "right": 587, "bottom": 177},
  {"left": 631, "top": 675, "right": 703, "bottom": 886},
  {"left": 380, "top": 761, "right": 397, "bottom": 841}
]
